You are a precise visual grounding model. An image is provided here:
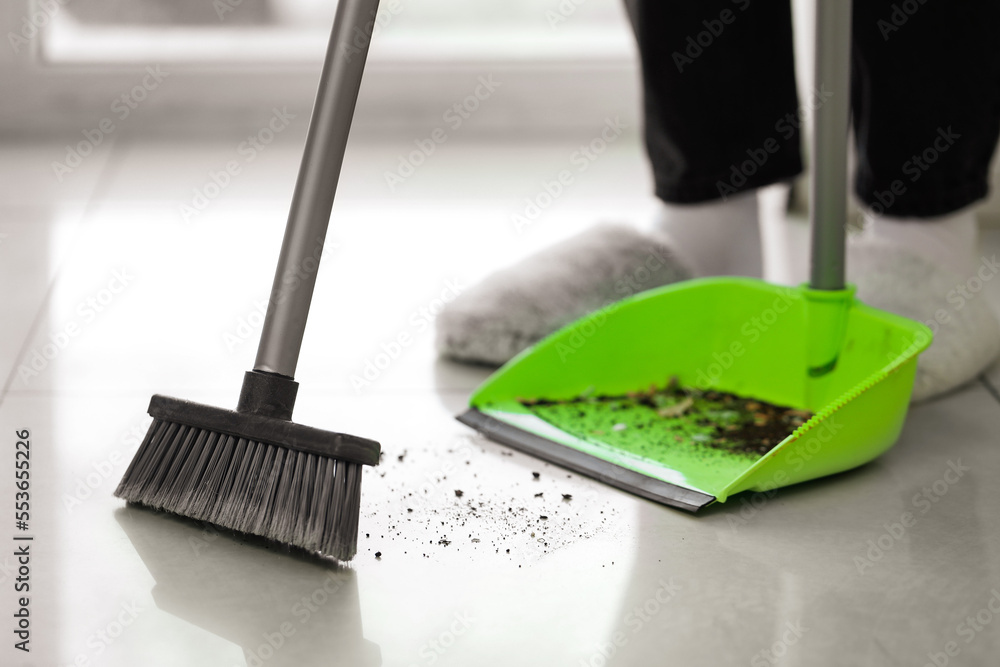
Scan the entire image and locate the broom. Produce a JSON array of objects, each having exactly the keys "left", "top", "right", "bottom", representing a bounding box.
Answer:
[{"left": 115, "top": 0, "right": 383, "bottom": 561}]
